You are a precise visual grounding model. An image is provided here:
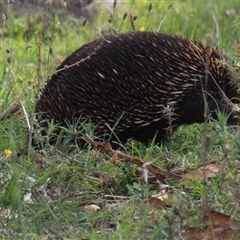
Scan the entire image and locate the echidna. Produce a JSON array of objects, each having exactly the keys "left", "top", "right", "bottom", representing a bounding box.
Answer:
[{"left": 35, "top": 31, "right": 240, "bottom": 145}]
